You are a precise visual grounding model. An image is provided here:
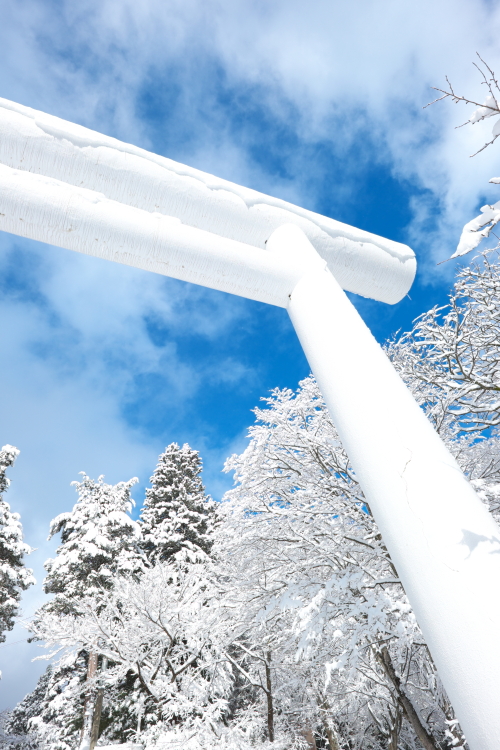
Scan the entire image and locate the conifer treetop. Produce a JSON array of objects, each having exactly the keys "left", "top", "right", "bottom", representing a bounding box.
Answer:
[
  {"left": 141, "top": 443, "right": 214, "bottom": 562},
  {"left": 44, "top": 473, "right": 142, "bottom": 612}
]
